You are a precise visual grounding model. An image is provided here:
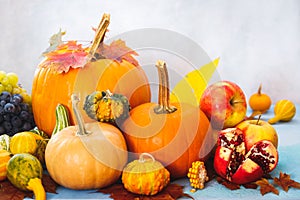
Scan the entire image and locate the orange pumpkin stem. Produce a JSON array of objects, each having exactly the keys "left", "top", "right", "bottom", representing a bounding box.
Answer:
[
  {"left": 154, "top": 60, "right": 177, "bottom": 114},
  {"left": 257, "top": 84, "right": 262, "bottom": 95},
  {"left": 88, "top": 13, "right": 110, "bottom": 61},
  {"left": 71, "top": 94, "right": 90, "bottom": 136}
]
